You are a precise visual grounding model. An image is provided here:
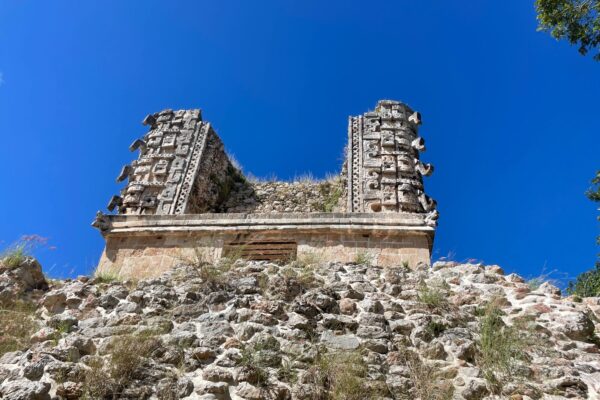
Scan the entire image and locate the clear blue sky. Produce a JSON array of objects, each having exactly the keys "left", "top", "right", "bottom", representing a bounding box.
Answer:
[{"left": 0, "top": 1, "right": 598, "bottom": 281}]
